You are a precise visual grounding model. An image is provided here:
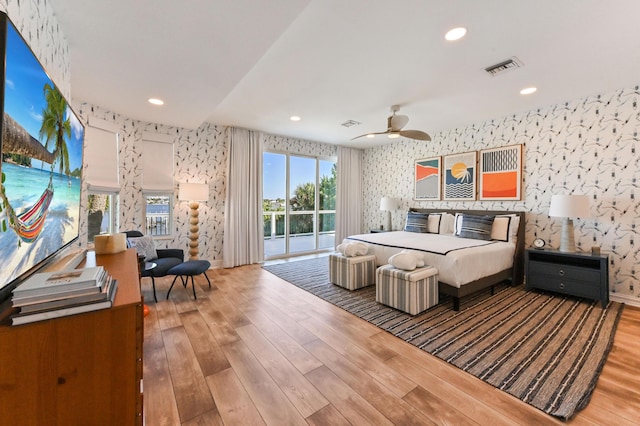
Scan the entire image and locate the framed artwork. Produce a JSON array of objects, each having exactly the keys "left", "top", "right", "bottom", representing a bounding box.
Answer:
[
  {"left": 479, "top": 144, "right": 523, "bottom": 200},
  {"left": 414, "top": 156, "right": 441, "bottom": 200},
  {"left": 443, "top": 151, "right": 477, "bottom": 201}
]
